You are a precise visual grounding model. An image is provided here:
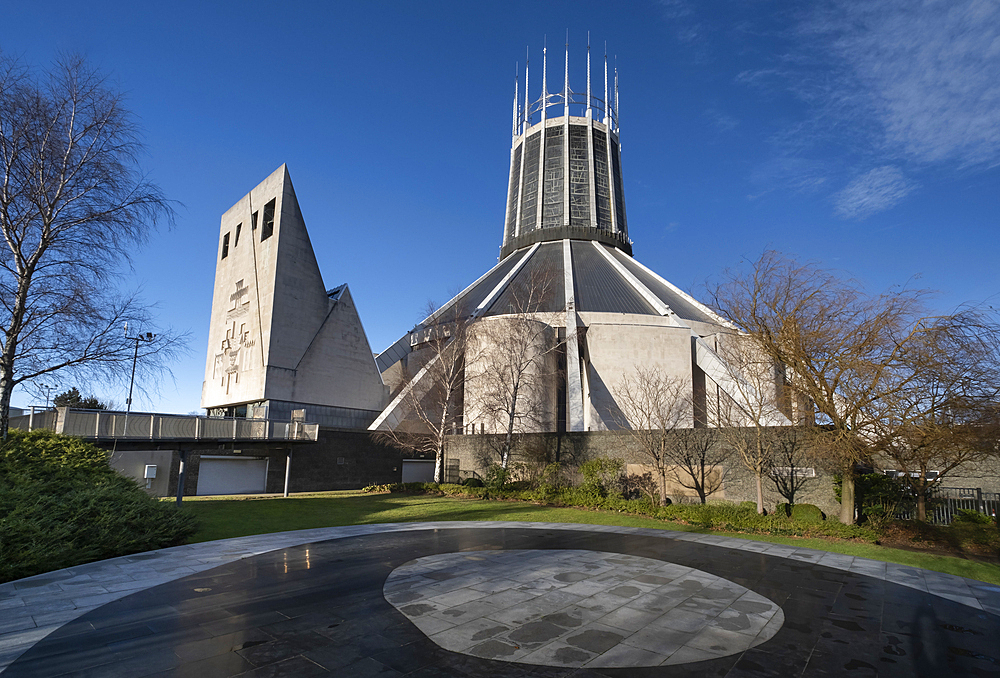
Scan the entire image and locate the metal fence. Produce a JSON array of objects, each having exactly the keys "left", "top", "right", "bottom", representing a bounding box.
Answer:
[
  {"left": 9, "top": 408, "right": 319, "bottom": 442},
  {"left": 894, "top": 487, "right": 1000, "bottom": 525}
]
